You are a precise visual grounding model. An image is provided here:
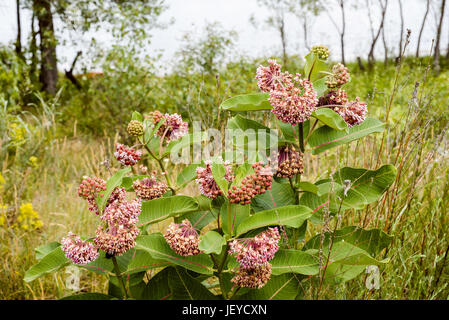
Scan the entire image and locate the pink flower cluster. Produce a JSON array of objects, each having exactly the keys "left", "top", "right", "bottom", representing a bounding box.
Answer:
[
  {"left": 256, "top": 60, "right": 282, "bottom": 93},
  {"left": 195, "top": 160, "right": 234, "bottom": 199},
  {"left": 256, "top": 60, "right": 318, "bottom": 125},
  {"left": 133, "top": 176, "right": 167, "bottom": 200},
  {"left": 164, "top": 219, "right": 201, "bottom": 256},
  {"left": 229, "top": 227, "right": 280, "bottom": 289},
  {"left": 94, "top": 198, "right": 142, "bottom": 257},
  {"left": 61, "top": 232, "right": 99, "bottom": 265},
  {"left": 274, "top": 145, "right": 304, "bottom": 178},
  {"left": 149, "top": 110, "right": 188, "bottom": 142},
  {"left": 231, "top": 264, "right": 272, "bottom": 289},
  {"left": 114, "top": 144, "right": 142, "bottom": 166},
  {"left": 228, "top": 227, "right": 280, "bottom": 269},
  {"left": 227, "top": 162, "right": 273, "bottom": 205},
  {"left": 334, "top": 97, "right": 368, "bottom": 127},
  {"left": 326, "top": 63, "right": 350, "bottom": 89}
]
